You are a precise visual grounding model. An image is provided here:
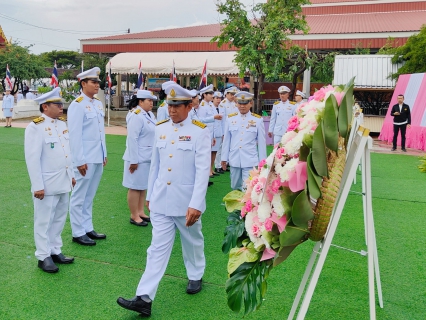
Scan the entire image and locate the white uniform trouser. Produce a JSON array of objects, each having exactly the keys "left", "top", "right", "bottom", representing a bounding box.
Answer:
[
  {"left": 274, "top": 134, "right": 283, "bottom": 145},
  {"left": 230, "top": 166, "right": 251, "bottom": 191},
  {"left": 70, "top": 163, "right": 103, "bottom": 237},
  {"left": 214, "top": 138, "right": 223, "bottom": 169},
  {"left": 136, "top": 212, "right": 205, "bottom": 300},
  {"left": 33, "top": 193, "right": 69, "bottom": 260}
]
